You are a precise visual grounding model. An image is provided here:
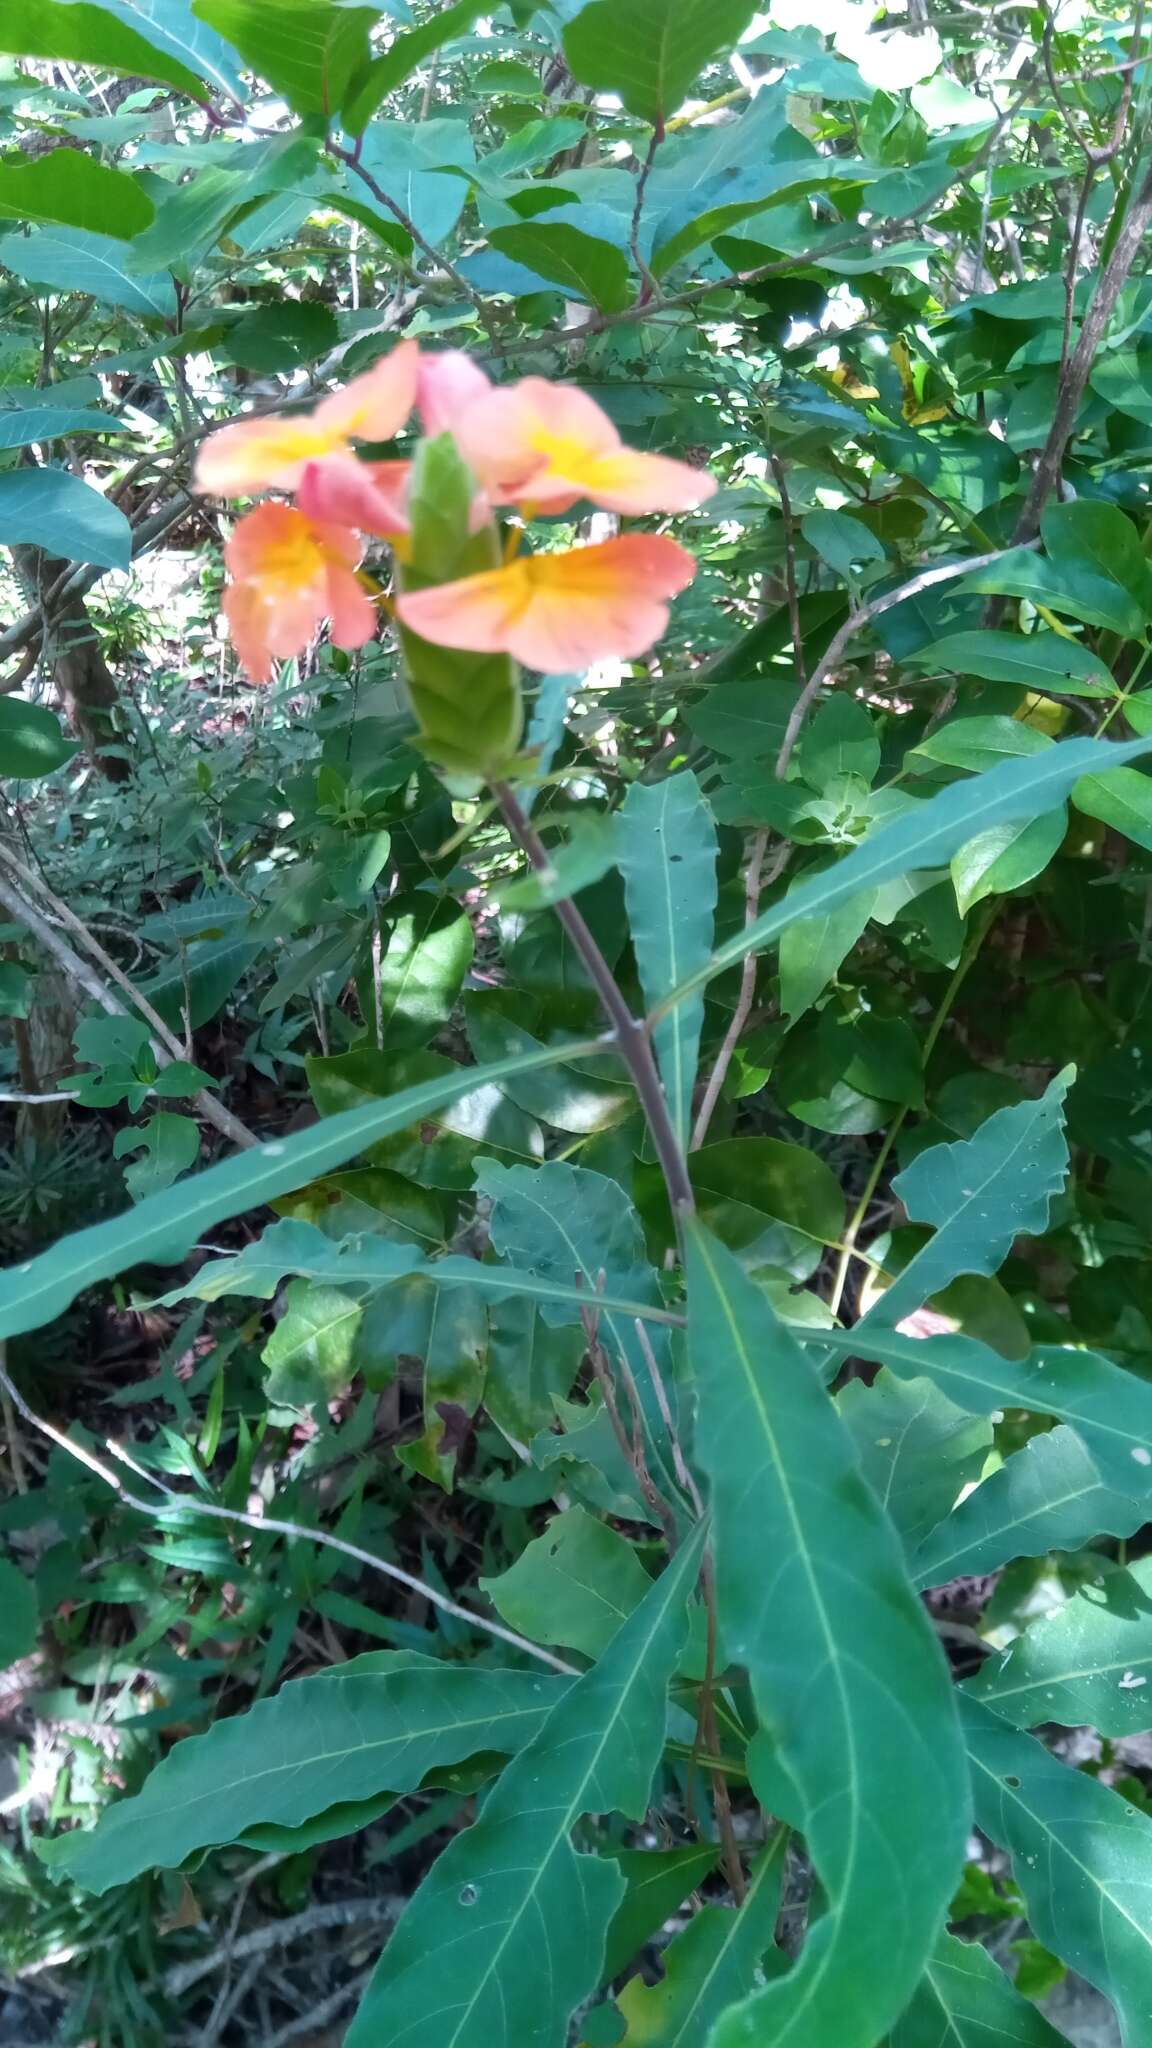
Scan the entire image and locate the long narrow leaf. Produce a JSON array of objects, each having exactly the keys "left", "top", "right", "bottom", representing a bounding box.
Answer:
[
  {"left": 891, "top": 1932, "right": 1074, "bottom": 2046},
  {"left": 344, "top": 1521, "right": 706, "bottom": 2048},
  {"left": 617, "top": 772, "right": 717, "bottom": 1147},
  {"left": 47, "top": 1655, "right": 569, "bottom": 1895},
  {"left": 615, "top": 1833, "right": 789, "bottom": 2045},
  {"left": 861, "top": 1069, "right": 1072, "bottom": 1330},
  {"left": 913, "top": 1426, "right": 1146, "bottom": 1588},
  {"left": 962, "top": 1694, "right": 1152, "bottom": 2044},
  {"left": 686, "top": 1224, "right": 969, "bottom": 2048},
  {"left": 0, "top": 1038, "right": 601, "bottom": 1341}
]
